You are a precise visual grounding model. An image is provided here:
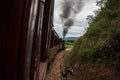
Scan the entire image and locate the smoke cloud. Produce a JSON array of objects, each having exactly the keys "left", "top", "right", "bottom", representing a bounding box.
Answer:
[{"left": 60, "top": 0, "right": 85, "bottom": 38}]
